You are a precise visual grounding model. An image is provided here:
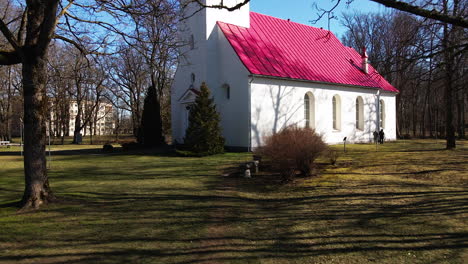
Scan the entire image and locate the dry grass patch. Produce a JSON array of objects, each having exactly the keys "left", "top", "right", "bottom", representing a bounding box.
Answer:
[{"left": 0, "top": 140, "right": 467, "bottom": 263}]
